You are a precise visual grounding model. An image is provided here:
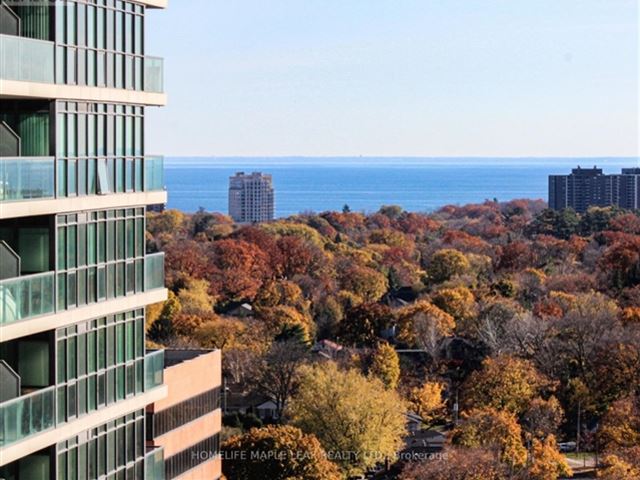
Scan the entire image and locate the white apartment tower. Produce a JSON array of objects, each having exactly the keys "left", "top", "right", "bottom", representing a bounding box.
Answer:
[{"left": 228, "top": 172, "right": 274, "bottom": 223}]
